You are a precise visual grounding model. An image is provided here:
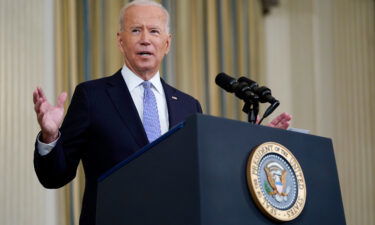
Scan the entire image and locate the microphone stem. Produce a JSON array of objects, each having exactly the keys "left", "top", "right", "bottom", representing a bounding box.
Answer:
[
  {"left": 243, "top": 102, "right": 259, "bottom": 124},
  {"left": 258, "top": 117, "right": 265, "bottom": 125}
]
